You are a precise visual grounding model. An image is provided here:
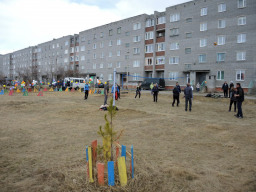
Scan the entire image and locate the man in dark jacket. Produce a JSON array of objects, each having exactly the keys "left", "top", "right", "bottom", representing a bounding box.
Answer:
[
  {"left": 222, "top": 81, "right": 229, "bottom": 98},
  {"left": 152, "top": 84, "right": 159, "bottom": 102},
  {"left": 229, "top": 81, "right": 234, "bottom": 98},
  {"left": 184, "top": 83, "right": 193, "bottom": 111},
  {"left": 235, "top": 83, "right": 244, "bottom": 118},
  {"left": 103, "top": 81, "right": 109, "bottom": 105},
  {"left": 172, "top": 82, "right": 181, "bottom": 107},
  {"left": 135, "top": 84, "right": 141, "bottom": 99}
]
